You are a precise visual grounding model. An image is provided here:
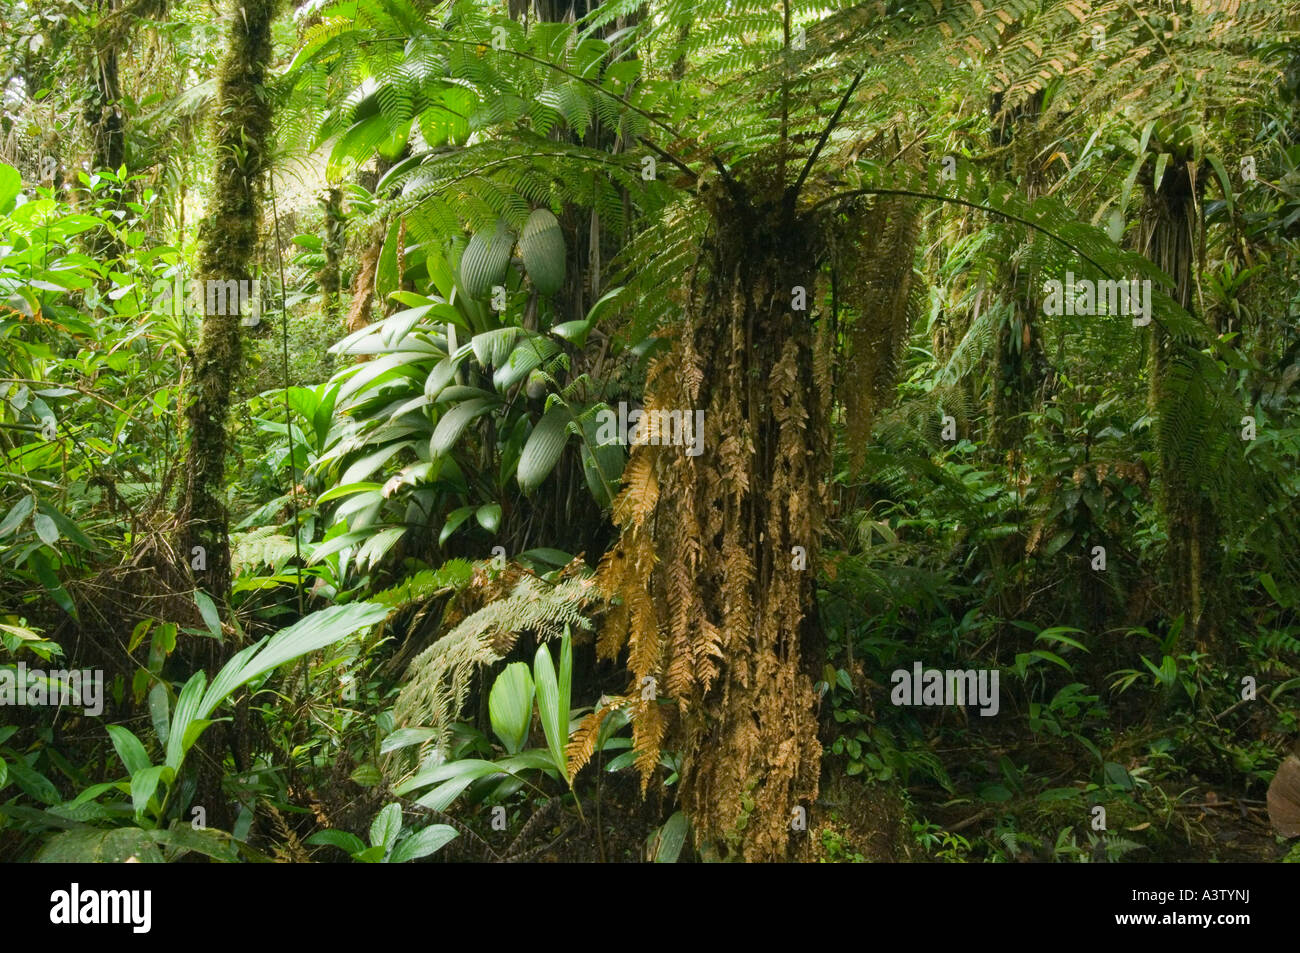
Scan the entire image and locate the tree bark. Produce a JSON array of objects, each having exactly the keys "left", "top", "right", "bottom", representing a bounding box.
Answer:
[
  {"left": 1142, "top": 159, "right": 1220, "bottom": 648},
  {"left": 180, "top": 0, "right": 277, "bottom": 601},
  {"left": 319, "top": 186, "right": 344, "bottom": 324},
  {"left": 596, "top": 186, "right": 831, "bottom": 861},
  {"left": 84, "top": 0, "right": 127, "bottom": 260},
  {"left": 177, "top": 0, "right": 277, "bottom": 832}
]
